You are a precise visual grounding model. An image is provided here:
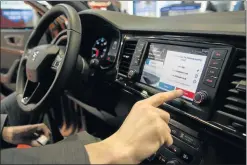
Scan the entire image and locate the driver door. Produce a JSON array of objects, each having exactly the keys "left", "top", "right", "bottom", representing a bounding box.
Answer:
[{"left": 0, "top": 1, "right": 49, "bottom": 97}]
